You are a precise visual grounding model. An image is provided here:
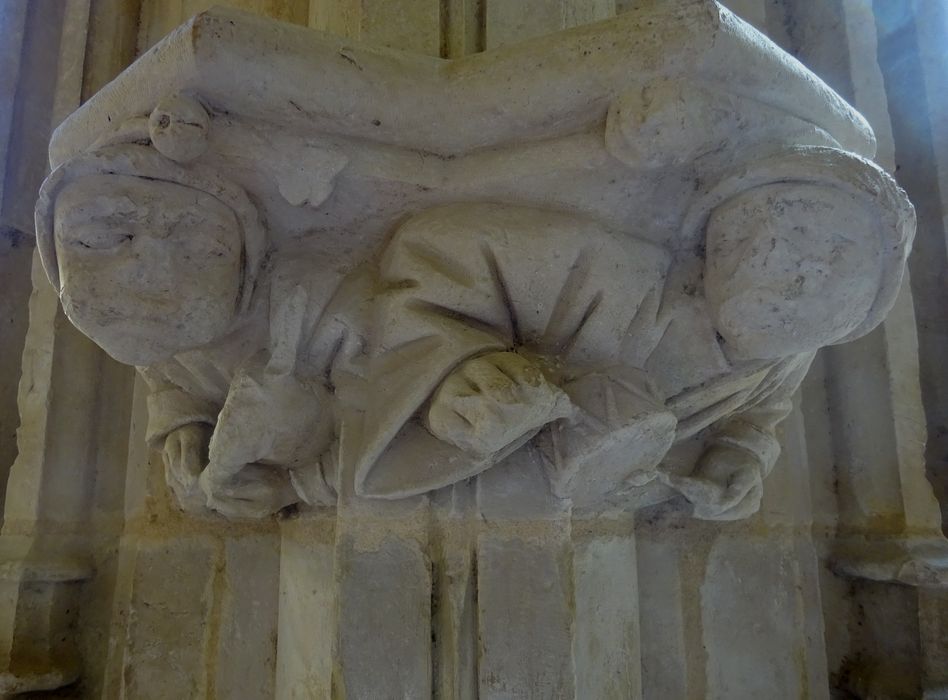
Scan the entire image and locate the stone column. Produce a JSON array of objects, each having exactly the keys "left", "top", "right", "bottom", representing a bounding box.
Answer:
[
  {"left": 0, "top": 0, "right": 110, "bottom": 693},
  {"left": 621, "top": 7, "right": 837, "bottom": 700},
  {"left": 762, "top": 0, "right": 945, "bottom": 583},
  {"left": 0, "top": 1, "right": 36, "bottom": 515},
  {"left": 862, "top": 2, "right": 948, "bottom": 695},
  {"left": 775, "top": 1, "right": 948, "bottom": 696},
  {"left": 0, "top": 0, "right": 150, "bottom": 695},
  {"left": 782, "top": 0, "right": 948, "bottom": 587},
  {"left": 636, "top": 398, "right": 834, "bottom": 699},
  {"left": 99, "top": 378, "right": 283, "bottom": 699}
]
